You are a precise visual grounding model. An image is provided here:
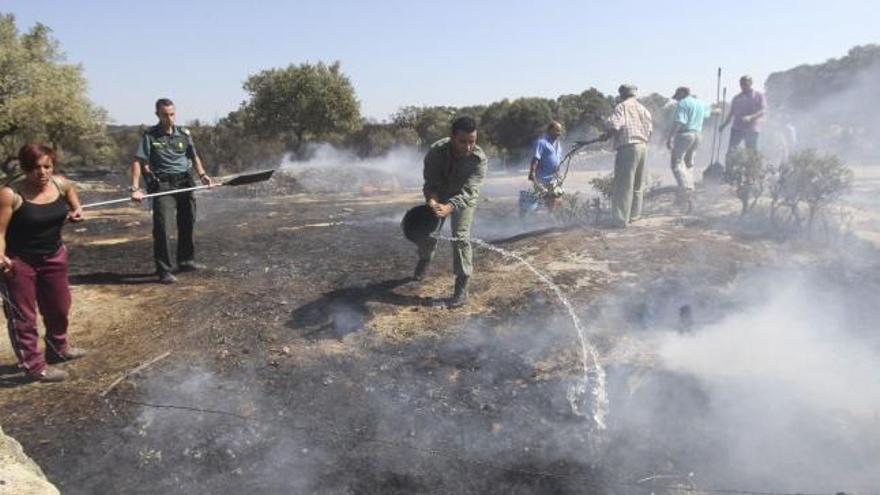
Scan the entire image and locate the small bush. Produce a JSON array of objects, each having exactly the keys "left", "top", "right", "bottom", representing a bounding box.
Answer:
[
  {"left": 589, "top": 173, "right": 614, "bottom": 200},
  {"left": 768, "top": 161, "right": 799, "bottom": 226},
  {"left": 553, "top": 192, "right": 587, "bottom": 225},
  {"left": 724, "top": 149, "right": 768, "bottom": 215},
  {"left": 771, "top": 149, "right": 853, "bottom": 232}
]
